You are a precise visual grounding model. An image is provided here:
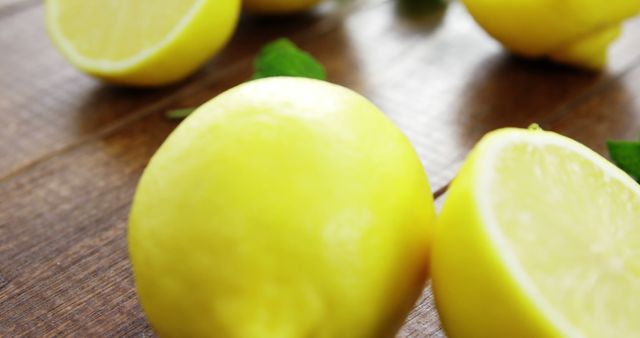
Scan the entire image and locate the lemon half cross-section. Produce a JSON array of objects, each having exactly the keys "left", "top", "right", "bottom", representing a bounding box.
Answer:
[
  {"left": 46, "top": 0, "right": 240, "bottom": 86},
  {"left": 433, "top": 128, "right": 640, "bottom": 338}
]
